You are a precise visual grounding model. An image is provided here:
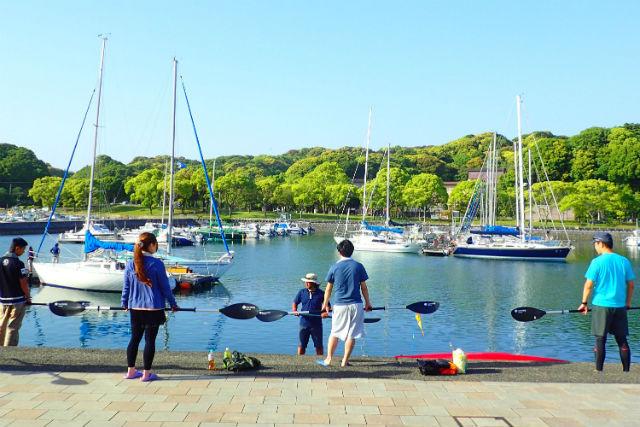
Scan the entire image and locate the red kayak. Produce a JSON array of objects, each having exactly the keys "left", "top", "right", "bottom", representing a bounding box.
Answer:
[{"left": 394, "top": 352, "right": 568, "bottom": 363}]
